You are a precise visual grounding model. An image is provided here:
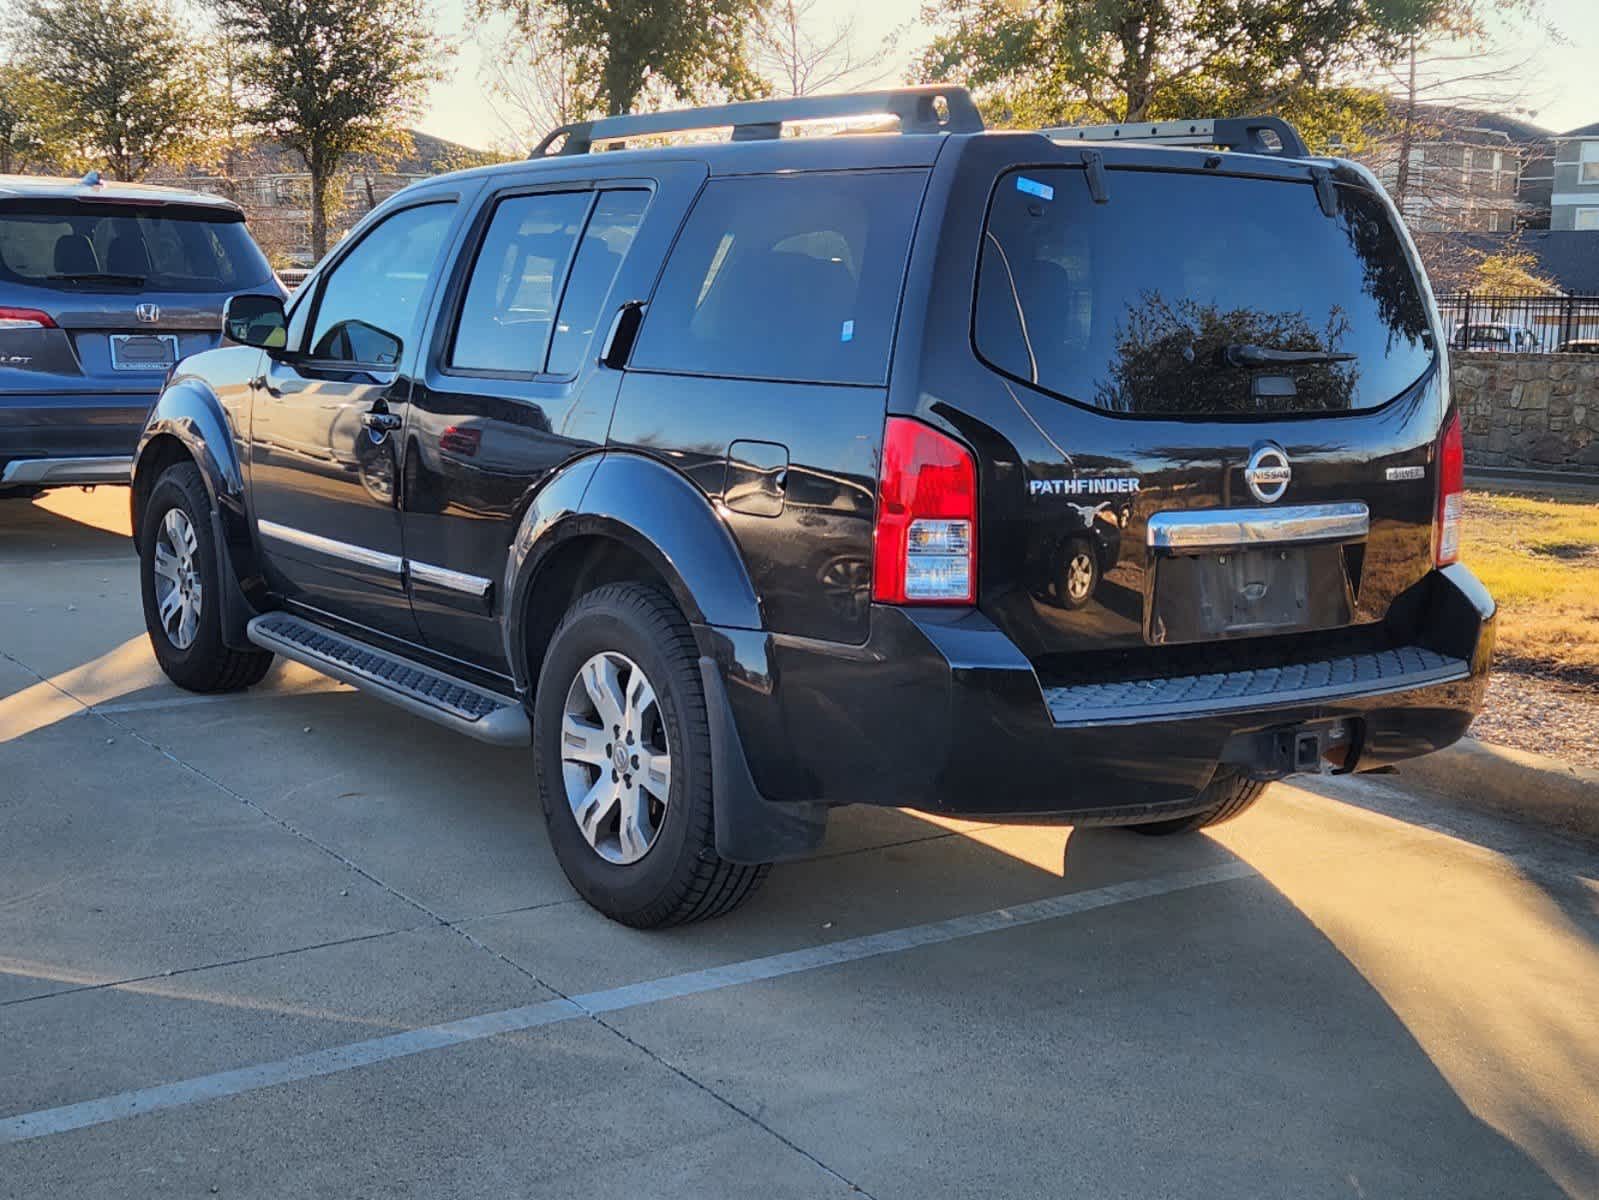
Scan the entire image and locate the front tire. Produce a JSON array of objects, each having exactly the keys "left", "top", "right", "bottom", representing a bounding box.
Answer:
[
  {"left": 1130, "top": 770, "right": 1268, "bottom": 836},
  {"left": 533, "top": 583, "right": 769, "bottom": 927},
  {"left": 138, "top": 462, "right": 273, "bottom": 693},
  {"left": 1056, "top": 538, "right": 1100, "bottom": 610}
]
